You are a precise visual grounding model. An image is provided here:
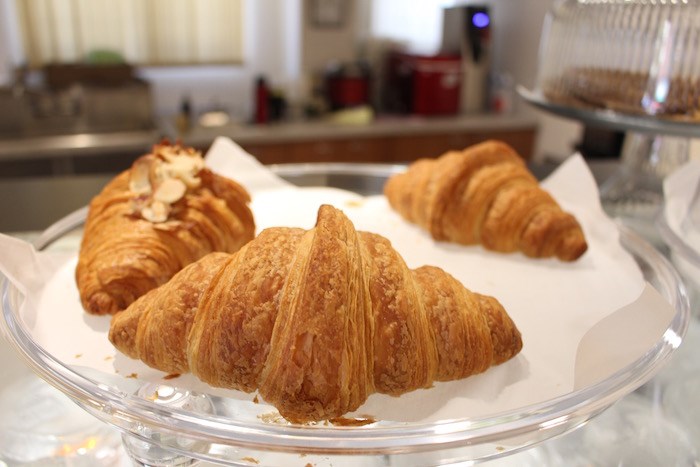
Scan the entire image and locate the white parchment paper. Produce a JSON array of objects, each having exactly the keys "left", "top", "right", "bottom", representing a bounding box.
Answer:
[
  {"left": 661, "top": 159, "right": 700, "bottom": 296},
  {"left": 663, "top": 159, "right": 700, "bottom": 252},
  {"left": 0, "top": 137, "right": 677, "bottom": 423}
]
